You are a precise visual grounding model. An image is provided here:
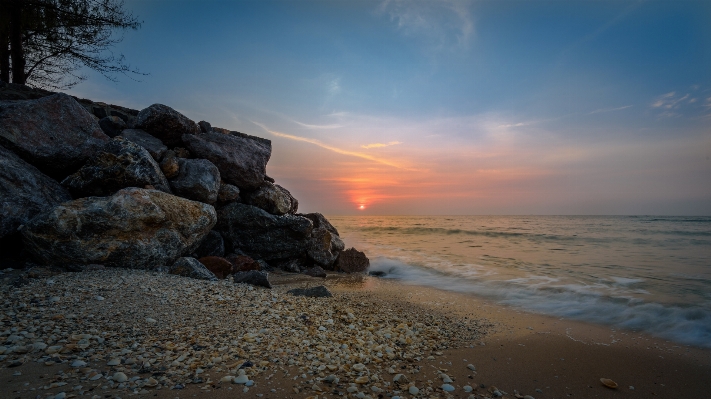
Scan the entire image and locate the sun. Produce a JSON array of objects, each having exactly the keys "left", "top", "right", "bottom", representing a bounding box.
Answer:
[{"left": 359, "top": 205, "right": 365, "bottom": 210}]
